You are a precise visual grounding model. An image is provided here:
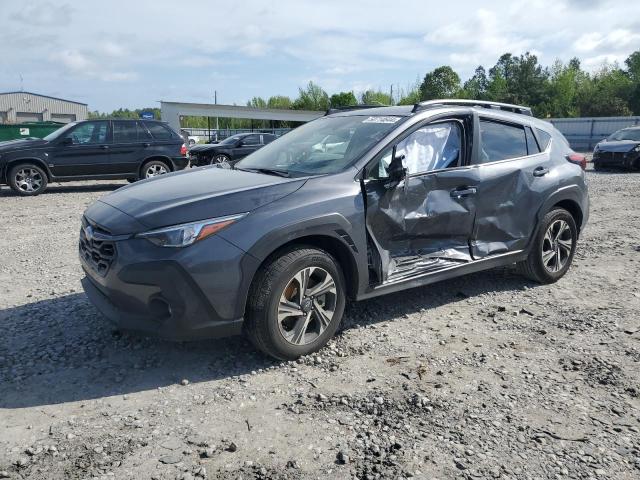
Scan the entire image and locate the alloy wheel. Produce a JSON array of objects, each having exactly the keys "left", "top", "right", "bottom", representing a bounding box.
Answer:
[
  {"left": 541, "top": 219, "right": 573, "bottom": 273},
  {"left": 213, "top": 155, "right": 229, "bottom": 165},
  {"left": 145, "top": 164, "right": 167, "bottom": 178},
  {"left": 277, "top": 267, "right": 338, "bottom": 346},
  {"left": 14, "top": 168, "right": 43, "bottom": 193}
]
